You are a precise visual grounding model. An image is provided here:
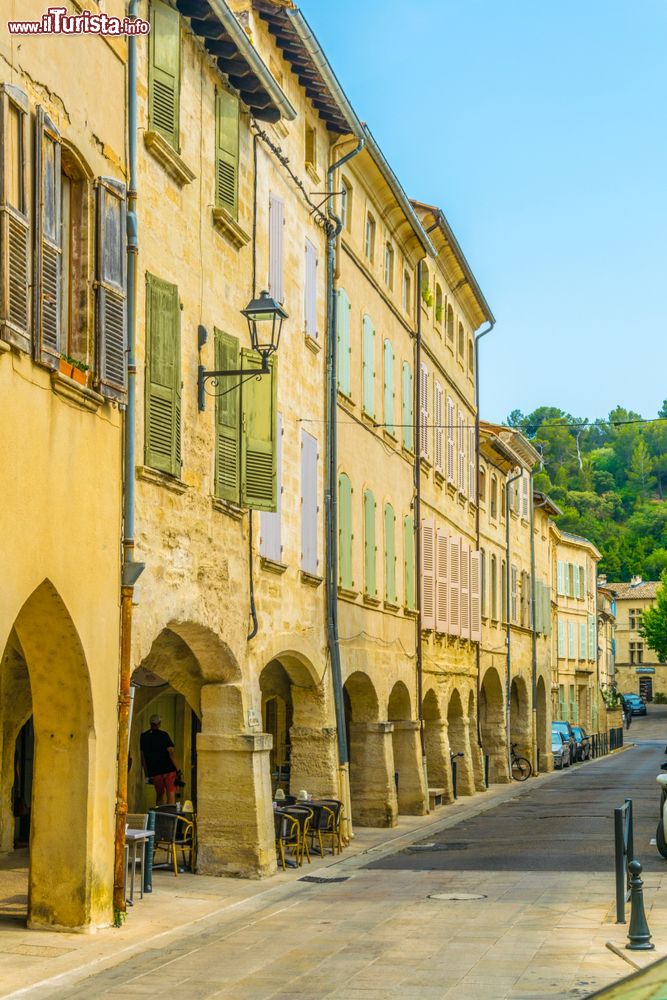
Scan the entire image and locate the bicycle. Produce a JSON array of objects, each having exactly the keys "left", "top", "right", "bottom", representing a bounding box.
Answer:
[{"left": 510, "top": 743, "right": 532, "bottom": 781}]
